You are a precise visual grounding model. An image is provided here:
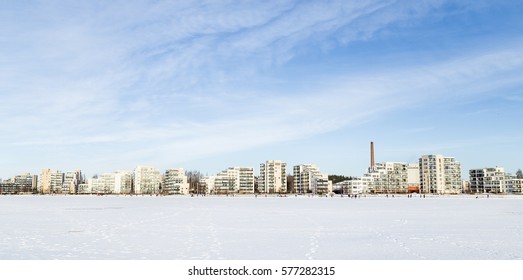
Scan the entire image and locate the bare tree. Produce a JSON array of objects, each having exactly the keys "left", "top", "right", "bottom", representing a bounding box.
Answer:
[
  {"left": 186, "top": 170, "right": 204, "bottom": 194},
  {"left": 517, "top": 169, "right": 523, "bottom": 179}
]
